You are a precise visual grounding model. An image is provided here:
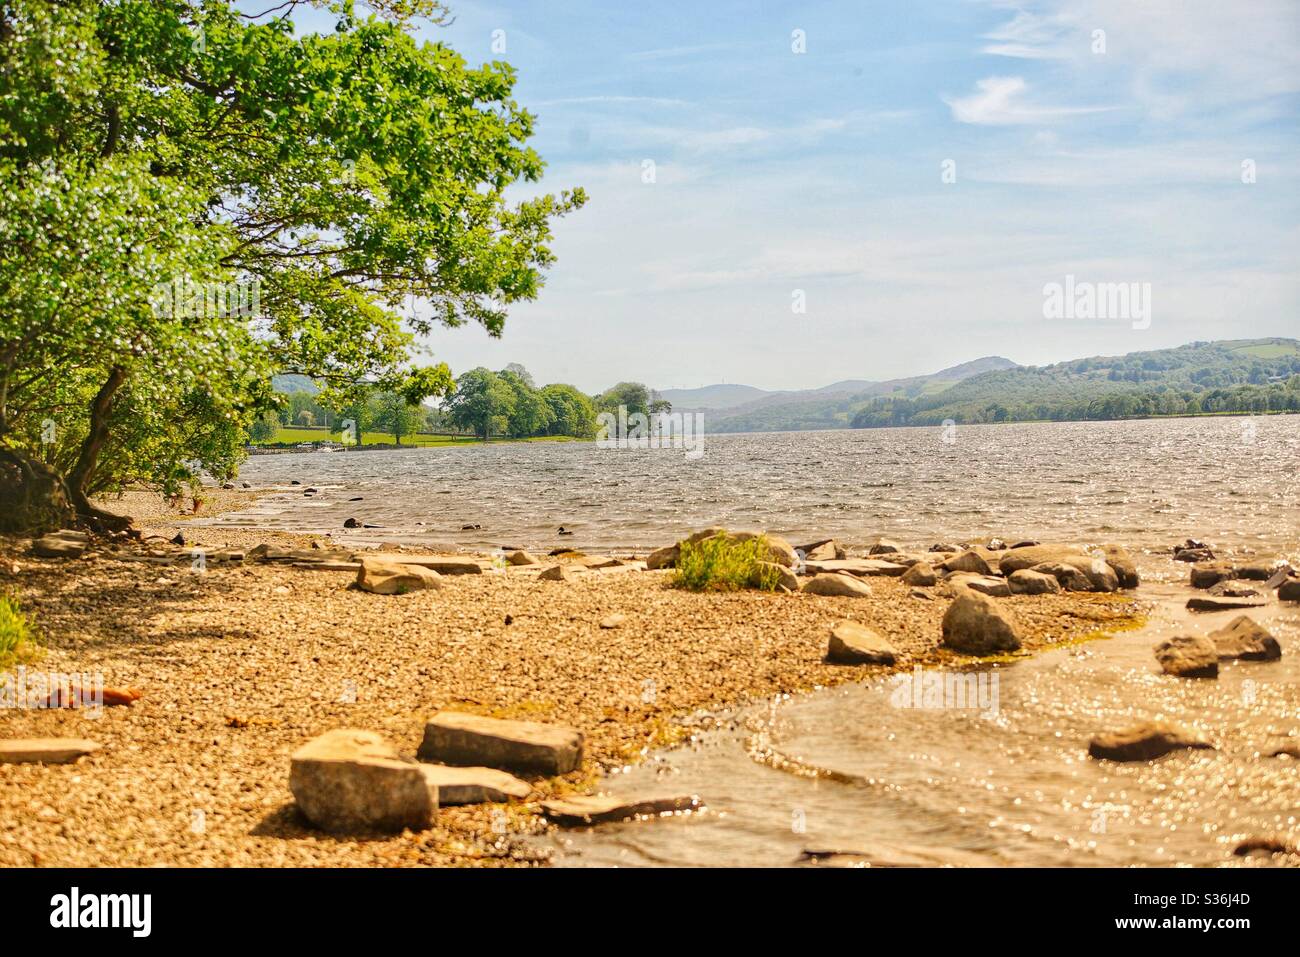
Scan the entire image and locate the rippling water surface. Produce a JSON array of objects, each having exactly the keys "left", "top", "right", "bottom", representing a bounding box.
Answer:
[
  {"left": 208, "top": 417, "right": 1300, "bottom": 559},
  {"left": 212, "top": 416, "right": 1299, "bottom": 867}
]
